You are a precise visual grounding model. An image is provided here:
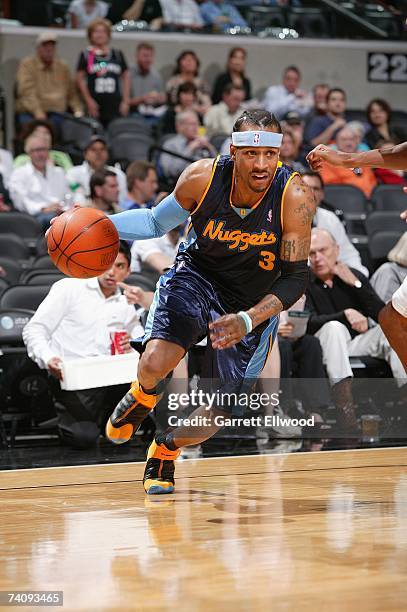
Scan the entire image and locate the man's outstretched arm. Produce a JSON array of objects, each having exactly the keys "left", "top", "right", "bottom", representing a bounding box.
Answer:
[{"left": 307, "top": 141, "right": 407, "bottom": 172}]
